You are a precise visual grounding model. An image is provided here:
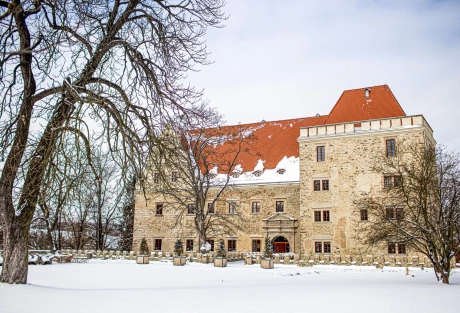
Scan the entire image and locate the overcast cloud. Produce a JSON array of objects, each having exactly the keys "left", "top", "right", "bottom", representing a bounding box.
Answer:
[{"left": 187, "top": 0, "right": 460, "bottom": 151}]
